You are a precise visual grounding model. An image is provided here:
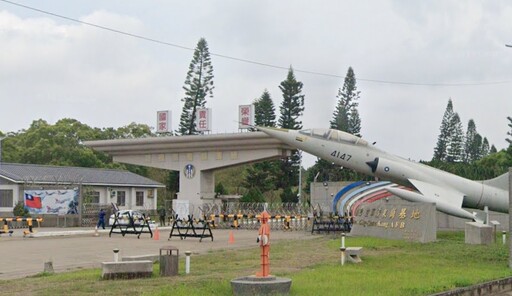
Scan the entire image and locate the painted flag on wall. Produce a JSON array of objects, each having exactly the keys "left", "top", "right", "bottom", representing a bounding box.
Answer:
[{"left": 25, "top": 193, "right": 42, "bottom": 209}]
